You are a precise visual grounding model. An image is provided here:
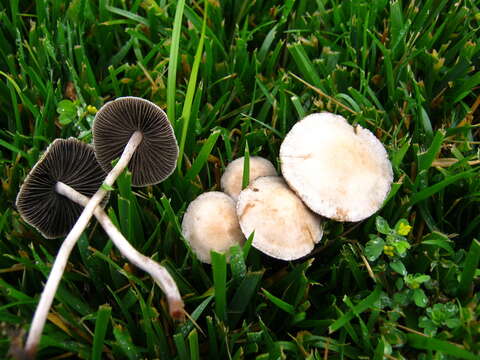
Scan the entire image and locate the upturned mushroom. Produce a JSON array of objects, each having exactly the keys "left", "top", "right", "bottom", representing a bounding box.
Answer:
[
  {"left": 16, "top": 138, "right": 183, "bottom": 358},
  {"left": 236, "top": 176, "right": 323, "bottom": 261},
  {"left": 280, "top": 112, "right": 393, "bottom": 222},
  {"left": 220, "top": 156, "right": 277, "bottom": 201},
  {"left": 16, "top": 138, "right": 108, "bottom": 239},
  {"left": 93, "top": 96, "right": 178, "bottom": 186},
  {"left": 182, "top": 192, "right": 244, "bottom": 263}
]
